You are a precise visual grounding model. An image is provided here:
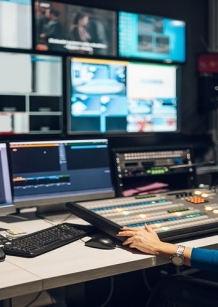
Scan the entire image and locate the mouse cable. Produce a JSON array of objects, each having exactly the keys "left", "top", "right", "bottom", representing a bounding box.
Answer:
[
  {"left": 23, "top": 291, "right": 43, "bottom": 307},
  {"left": 99, "top": 276, "right": 114, "bottom": 307}
]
